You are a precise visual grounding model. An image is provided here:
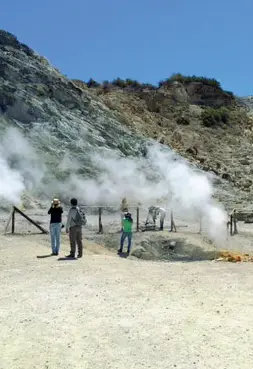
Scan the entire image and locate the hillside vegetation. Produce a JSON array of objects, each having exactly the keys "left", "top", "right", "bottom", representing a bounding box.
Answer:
[{"left": 72, "top": 74, "right": 253, "bottom": 206}]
